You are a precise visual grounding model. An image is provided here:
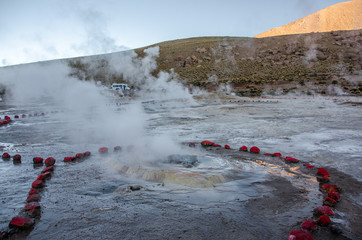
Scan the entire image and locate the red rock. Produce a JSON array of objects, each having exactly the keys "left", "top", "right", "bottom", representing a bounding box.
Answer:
[
  {"left": 239, "top": 146, "right": 248, "bottom": 151},
  {"left": 317, "top": 176, "right": 330, "bottom": 183},
  {"left": 36, "top": 174, "right": 46, "bottom": 181},
  {"left": 188, "top": 143, "right": 195, "bottom": 147},
  {"left": 273, "top": 153, "right": 282, "bottom": 157},
  {"left": 13, "top": 154, "right": 21, "bottom": 162},
  {"left": 83, "top": 151, "right": 91, "bottom": 157},
  {"left": 26, "top": 194, "right": 40, "bottom": 203},
  {"left": 14, "top": 115, "right": 19, "bottom": 119},
  {"left": 323, "top": 196, "right": 337, "bottom": 207},
  {"left": 264, "top": 153, "right": 273, "bottom": 156},
  {"left": 114, "top": 146, "right": 122, "bottom": 151},
  {"left": 31, "top": 180, "right": 44, "bottom": 189},
  {"left": 288, "top": 229, "right": 314, "bottom": 240},
  {"left": 302, "top": 219, "right": 317, "bottom": 231},
  {"left": 5, "top": 116, "right": 11, "bottom": 121},
  {"left": 314, "top": 206, "right": 335, "bottom": 216},
  {"left": 328, "top": 191, "right": 341, "bottom": 201},
  {"left": 24, "top": 202, "right": 40, "bottom": 211},
  {"left": 224, "top": 145, "right": 231, "bottom": 149},
  {"left": 317, "top": 215, "right": 331, "bottom": 226},
  {"left": 28, "top": 207, "right": 41, "bottom": 217},
  {"left": 2, "top": 152, "right": 11, "bottom": 159},
  {"left": 250, "top": 146, "right": 260, "bottom": 153},
  {"left": 33, "top": 157, "right": 44, "bottom": 164},
  {"left": 22, "top": 114, "right": 26, "bottom": 118},
  {"left": 285, "top": 156, "right": 299, "bottom": 163},
  {"left": 36, "top": 172, "right": 50, "bottom": 180},
  {"left": 212, "top": 144, "right": 221, "bottom": 147},
  {"left": 64, "top": 156, "right": 75, "bottom": 162},
  {"left": 42, "top": 171, "right": 51, "bottom": 179},
  {"left": 317, "top": 168, "right": 329, "bottom": 177},
  {"left": 98, "top": 147, "right": 109, "bottom": 153},
  {"left": 321, "top": 184, "right": 341, "bottom": 193},
  {"left": 75, "top": 153, "right": 84, "bottom": 159},
  {"left": 44, "top": 157, "right": 56, "bottom": 166},
  {"left": 304, "top": 164, "right": 315, "bottom": 169},
  {"left": 201, "top": 141, "right": 214, "bottom": 146},
  {"left": 9, "top": 216, "right": 35, "bottom": 229},
  {"left": 41, "top": 166, "right": 54, "bottom": 173},
  {"left": 28, "top": 188, "right": 38, "bottom": 195}
]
